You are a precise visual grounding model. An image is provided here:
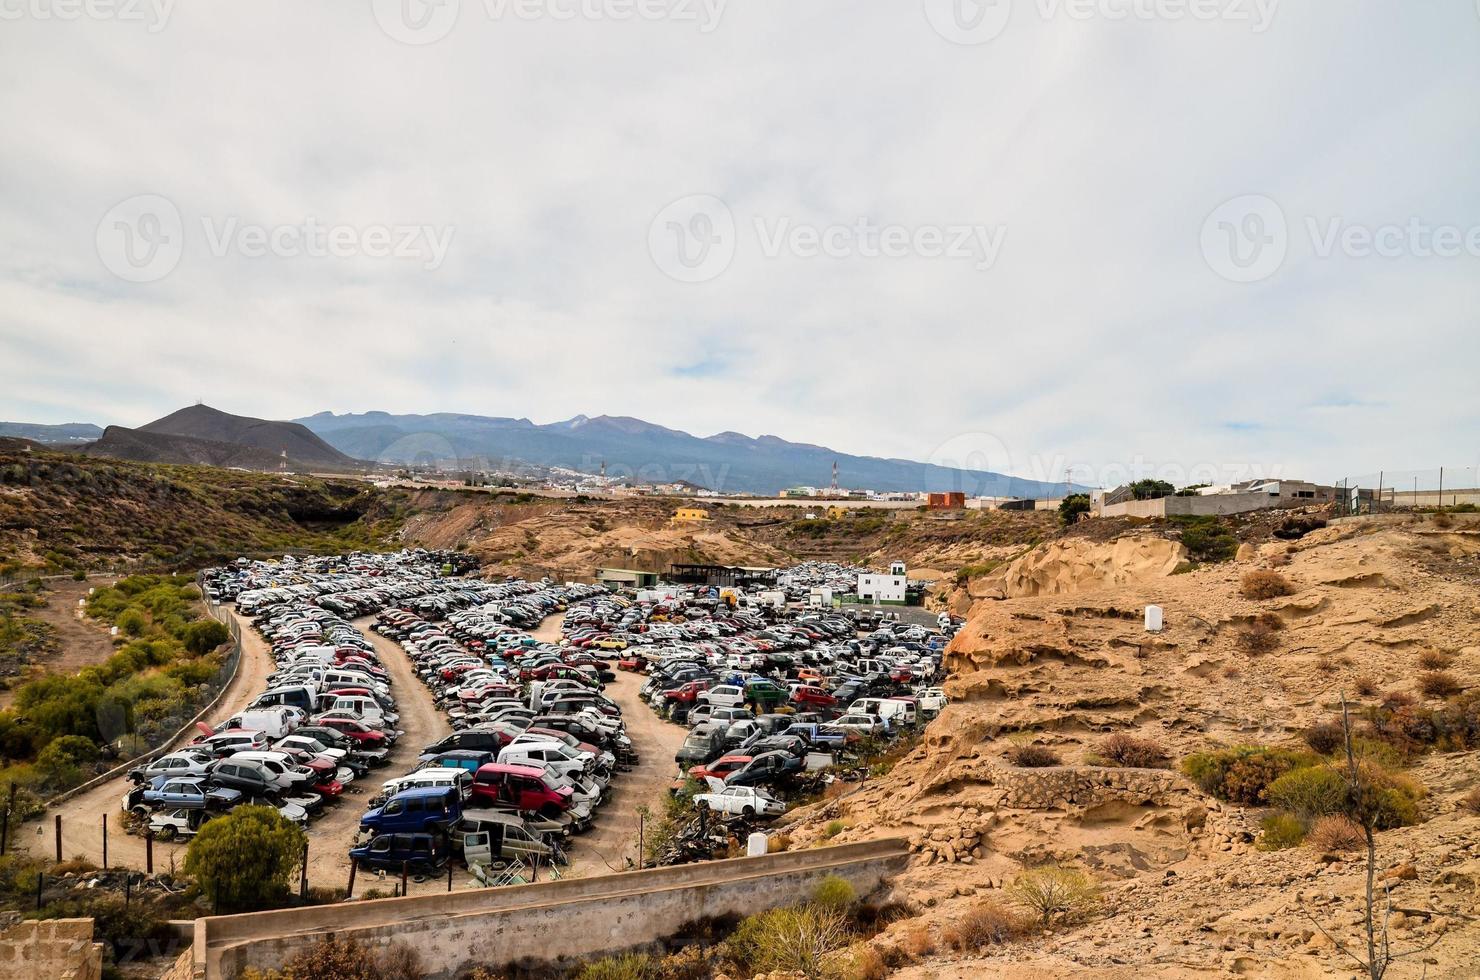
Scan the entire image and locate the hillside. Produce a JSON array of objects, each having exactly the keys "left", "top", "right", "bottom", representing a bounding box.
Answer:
[
  {"left": 0, "top": 422, "right": 101, "bottom": 444},
  {"left": 0, "top": 447, "right": 408, "bottom": 575},
  {"left": 135, "top": 404, "right": 361, "bottom": 469},
  {"left": 298, "top": 410, "right": 1087, "bottom": 497},
  {"left": 779, "top": 514, "right": 1480, "bottom": 977}
]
